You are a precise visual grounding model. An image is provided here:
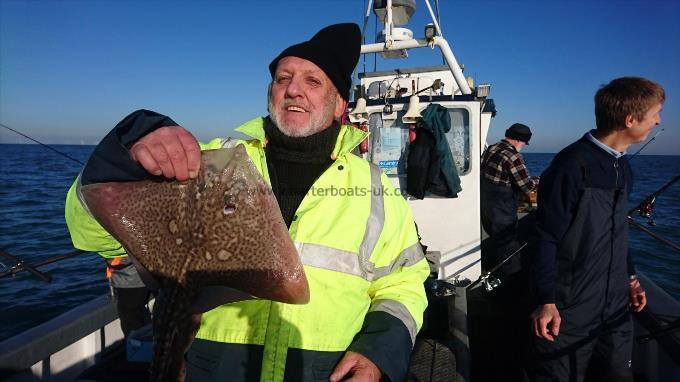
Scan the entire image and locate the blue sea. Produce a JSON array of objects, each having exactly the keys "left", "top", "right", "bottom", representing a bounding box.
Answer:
[{"left": 0, "top": 144, "right": 678, "bottom": 342}]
